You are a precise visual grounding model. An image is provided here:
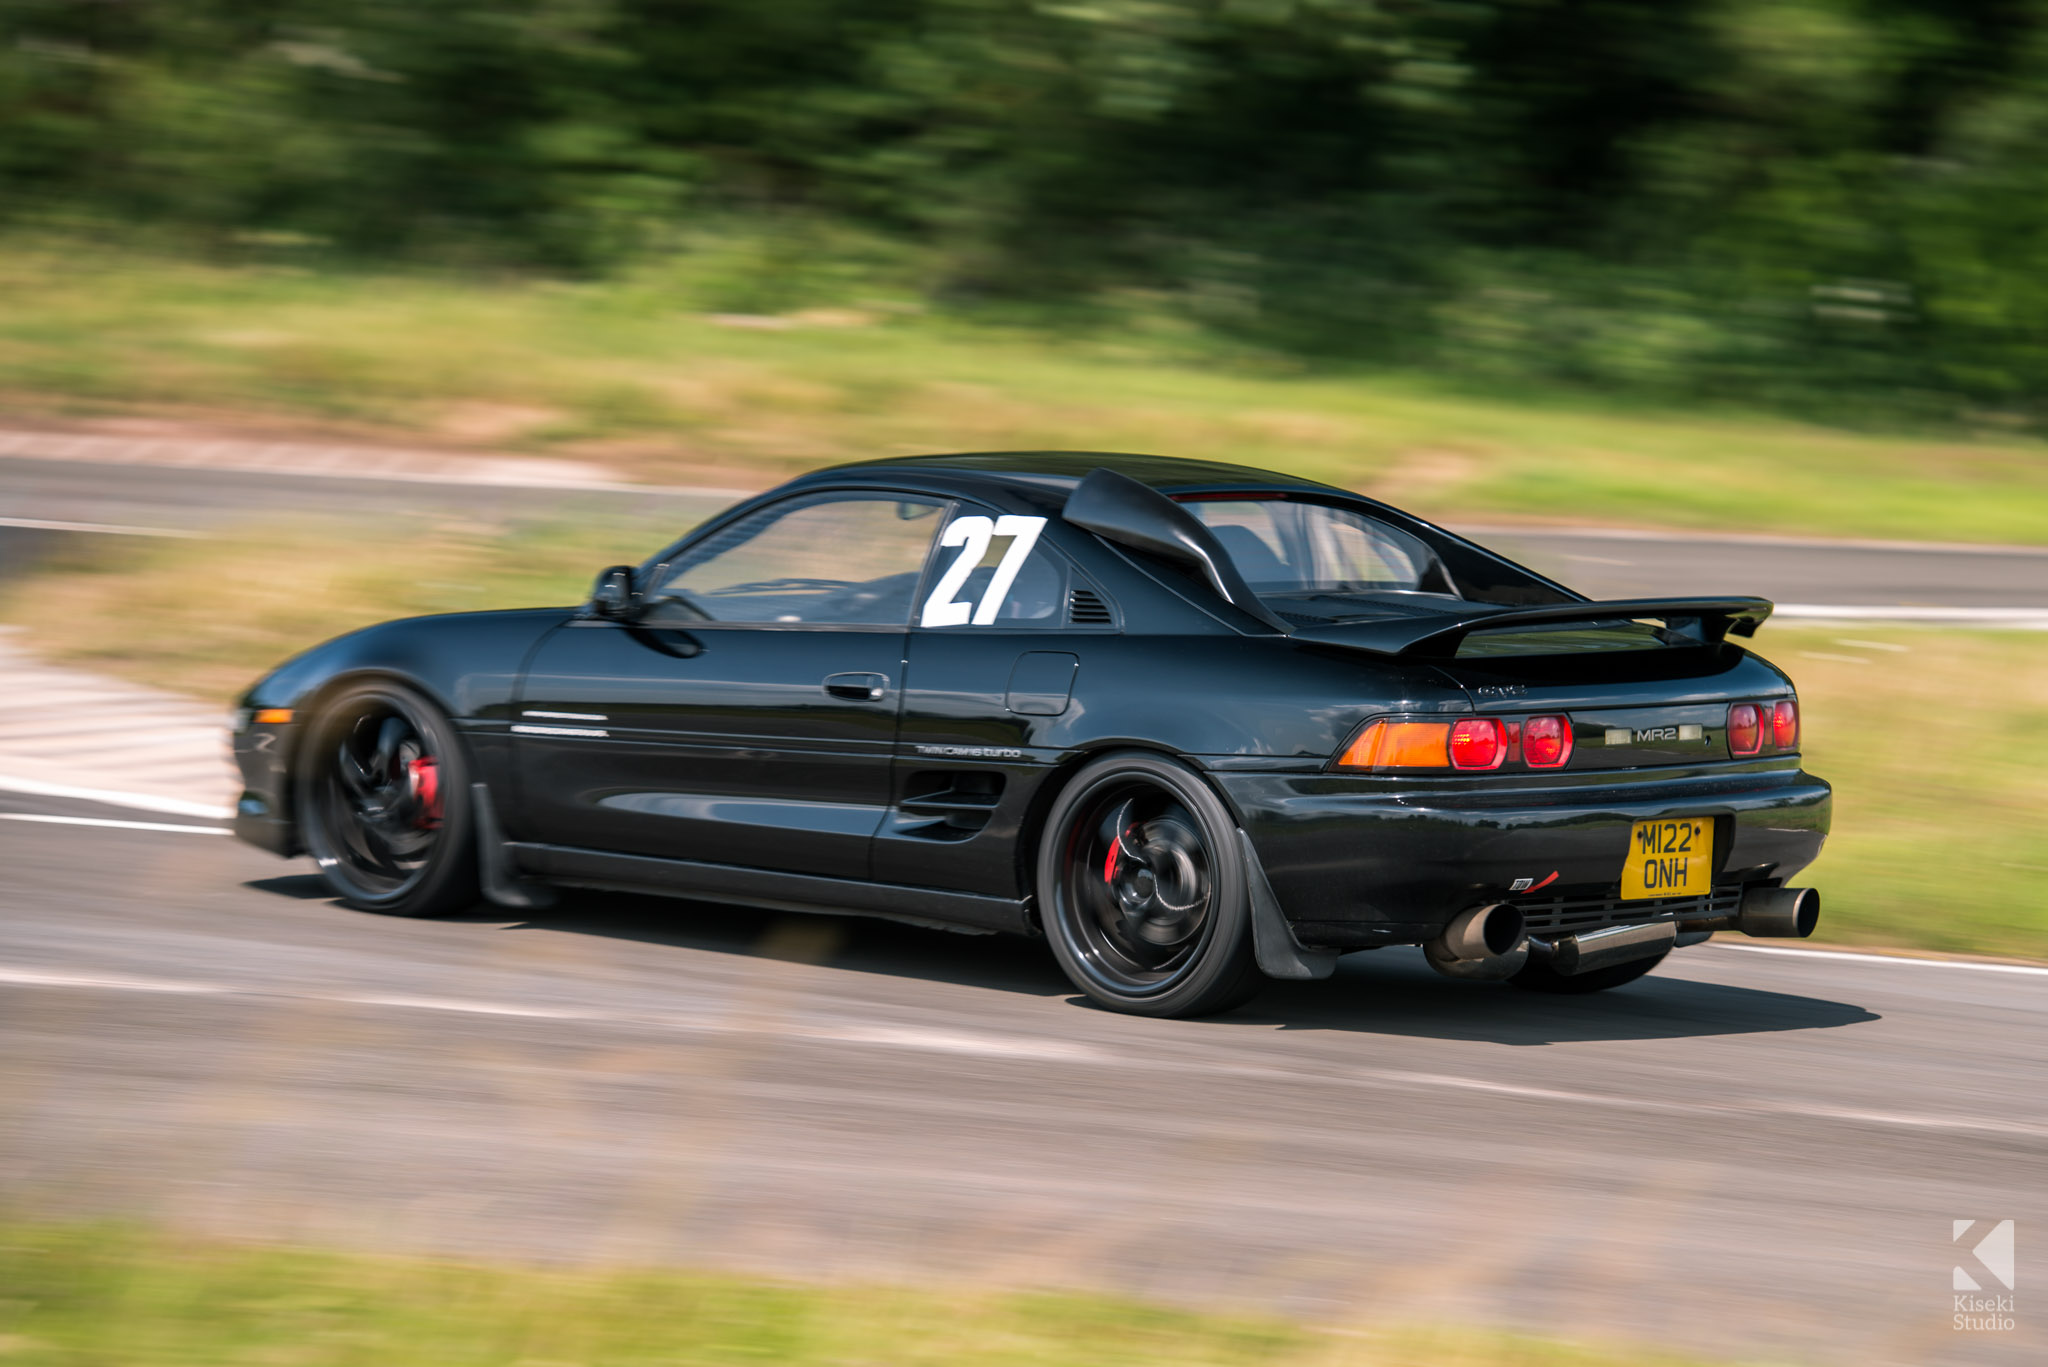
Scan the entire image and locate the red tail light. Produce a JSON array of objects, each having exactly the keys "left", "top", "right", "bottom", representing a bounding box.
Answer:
[
  {"left": 1449, "top": 717, "right": 1506, "bottom": 770},
  {"left": 1728, "top": 702, "right": 1763, "bottom": 756},
  {"left": 1522, "top": 714, "right": 1573, "bottom": 768},
  {"left": 1773, "top": 698, "right": 1799, "bottom": 750}
]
